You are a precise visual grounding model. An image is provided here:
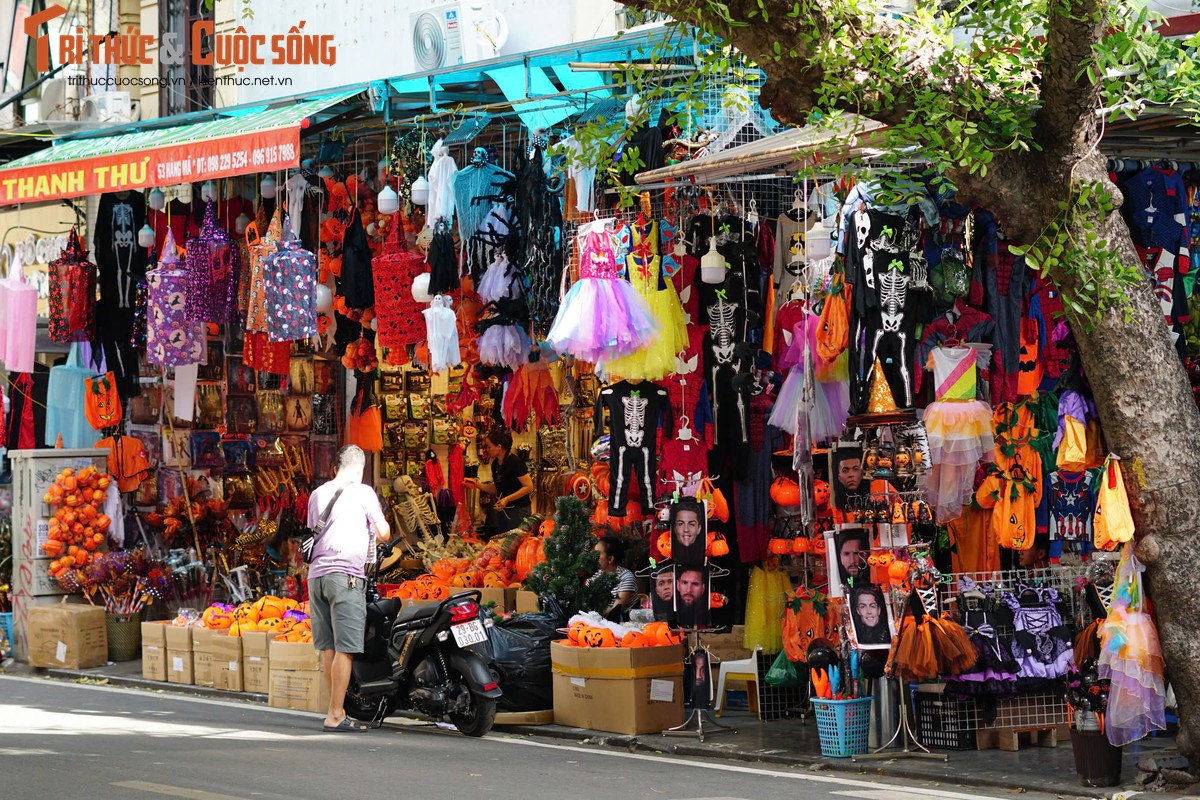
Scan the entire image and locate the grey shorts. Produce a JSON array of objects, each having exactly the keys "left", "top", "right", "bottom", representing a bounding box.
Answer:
[{"left": 309, "top": 573, "right": 366, "bottom": 654}]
